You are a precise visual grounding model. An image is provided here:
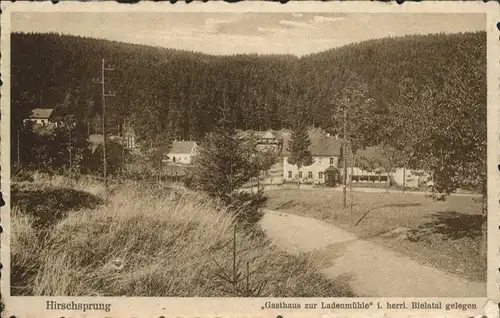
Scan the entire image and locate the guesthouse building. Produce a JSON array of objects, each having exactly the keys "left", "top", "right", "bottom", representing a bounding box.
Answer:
[{"left": 282, "top": 130, "right": 342, "bottom": 185}]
